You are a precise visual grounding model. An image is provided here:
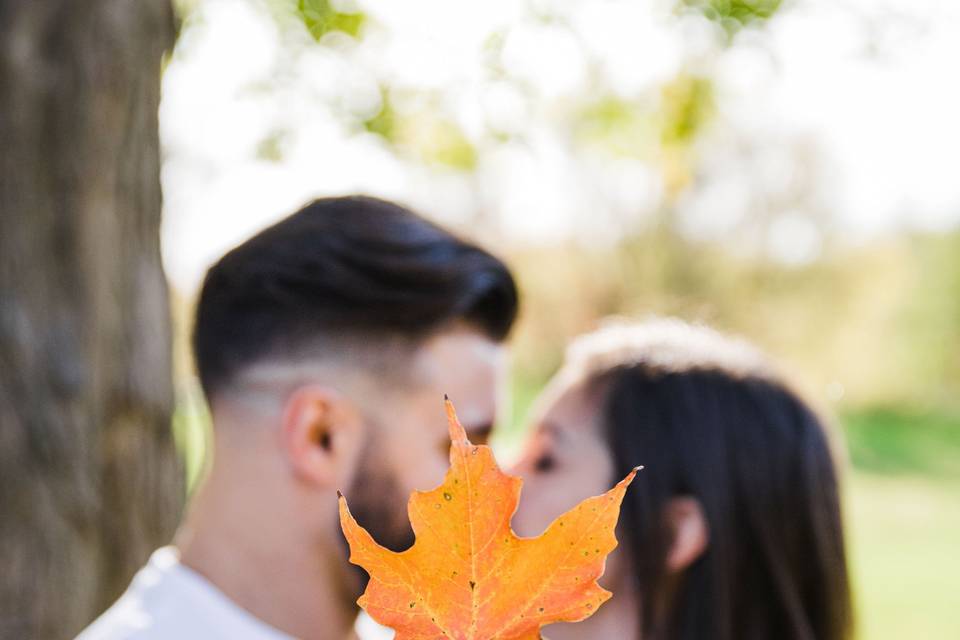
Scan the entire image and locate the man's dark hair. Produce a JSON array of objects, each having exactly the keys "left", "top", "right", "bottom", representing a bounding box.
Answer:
[{"left": 193, "top": 196, "right": 518, "bottom": 400}]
